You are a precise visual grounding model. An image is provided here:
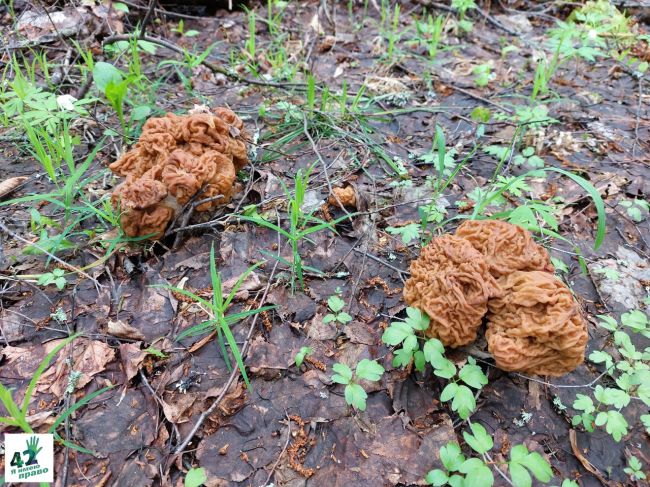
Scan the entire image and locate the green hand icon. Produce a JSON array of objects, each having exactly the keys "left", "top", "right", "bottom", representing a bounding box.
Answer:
[{"left": 23, "top": 436, "right": 42, "bottom": 466}]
